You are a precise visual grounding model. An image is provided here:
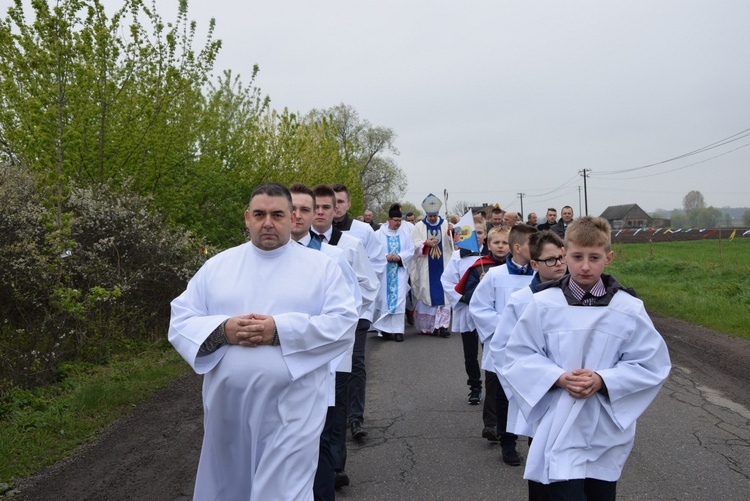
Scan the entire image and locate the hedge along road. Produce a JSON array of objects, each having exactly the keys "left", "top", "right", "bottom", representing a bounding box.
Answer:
[{"left": 12, "top": 316, "right": 750, "bottom": 500}]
